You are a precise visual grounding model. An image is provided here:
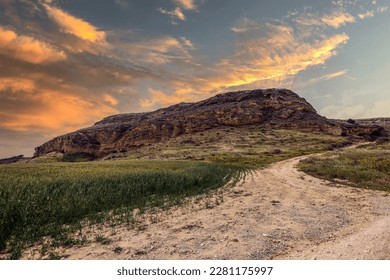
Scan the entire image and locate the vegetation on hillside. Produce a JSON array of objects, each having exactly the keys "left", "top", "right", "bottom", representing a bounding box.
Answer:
[
  {"left": 0, "top": 128, "right": 354, "bottom": 259},
  {"left": 298, "top": 140, "right": 390, "bottom": 192},
  {"left": 124, "top": 127, "right": 351, "bottom": 167}
]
